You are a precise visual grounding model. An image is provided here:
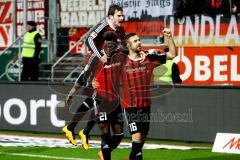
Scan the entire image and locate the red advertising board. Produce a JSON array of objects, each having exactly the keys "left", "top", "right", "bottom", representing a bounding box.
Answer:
[
  {"left": 0, "top": 1, "right": 13, "bottom": 50},
  {"left": 124, "top": 21, "right": 165, "bottom": 36},
  {"left": 176, "top": 47, "right": 240, "bottom": 86},
  {"left": 132, "top": 15, "right": 240, "bottom": 86},
  {"left": 144, "top": 46, "right": 240, "bottom": 86},
  {"left": 16, "top": 0, "right": 46, "bottom": 37}
]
